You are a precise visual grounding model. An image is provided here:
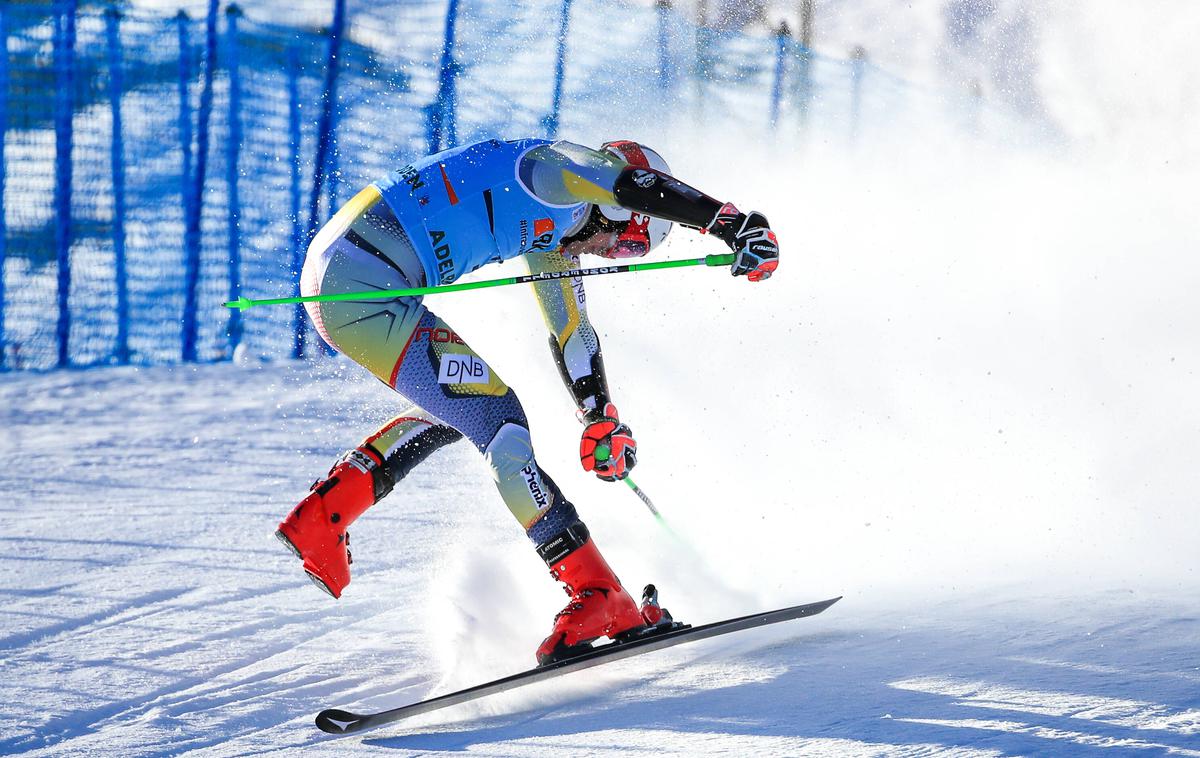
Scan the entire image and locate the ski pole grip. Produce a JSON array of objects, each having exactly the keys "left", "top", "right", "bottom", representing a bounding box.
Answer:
[
  {"left": 704, "top": 253, "right": 736, "bottom": 267},
  {"left": 594, "top": 444, "right": 612, "bottom": 463}
]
